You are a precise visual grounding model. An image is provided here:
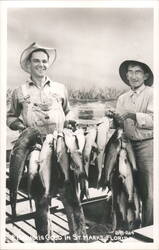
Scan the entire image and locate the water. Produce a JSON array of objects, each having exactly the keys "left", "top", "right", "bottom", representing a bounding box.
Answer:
[
  {"left": 7, "top": 100, "right": 116, "bottom": 149},
  {"left": 70, "top": 100, "right": 116, "bottom": 125}
]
